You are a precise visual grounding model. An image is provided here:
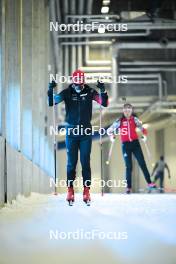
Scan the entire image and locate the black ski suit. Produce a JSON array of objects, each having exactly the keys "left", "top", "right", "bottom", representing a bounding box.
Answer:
[{"left": 48, "top": 84, "right": 108, "bottom": 187}]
